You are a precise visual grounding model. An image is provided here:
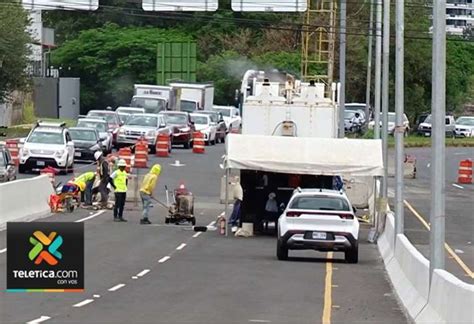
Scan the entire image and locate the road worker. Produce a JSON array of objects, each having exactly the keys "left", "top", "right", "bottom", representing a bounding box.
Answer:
[
  {"left": 110, "top": 159, "right": 128, "bottom": 222},
  {"left": 139, "top": 164, "right": 162, "bottom": 225},
  {"left": 73, "top": 171, "right": 96, "bottom": 206},
  {"left": 95, "top": 151, "right": 110, "bottom": 209}
]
